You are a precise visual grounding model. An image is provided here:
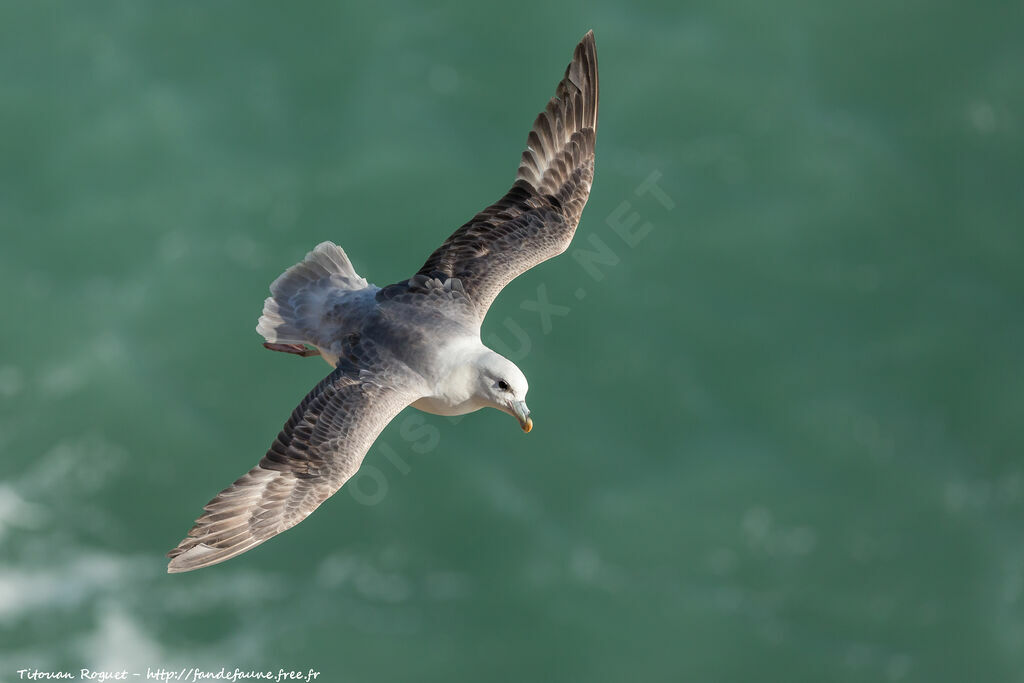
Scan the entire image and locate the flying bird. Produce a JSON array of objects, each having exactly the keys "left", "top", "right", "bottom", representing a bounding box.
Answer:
[{"left": 167, "top": 31, "right": 599, "bottom": 572}]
